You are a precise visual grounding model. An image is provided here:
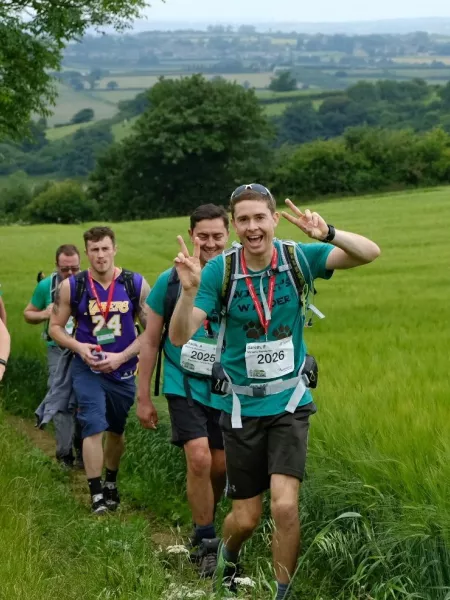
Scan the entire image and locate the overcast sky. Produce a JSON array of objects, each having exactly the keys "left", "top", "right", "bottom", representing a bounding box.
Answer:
[{"left": 142, "top": 0, "right": 450, "bottom": 22}]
